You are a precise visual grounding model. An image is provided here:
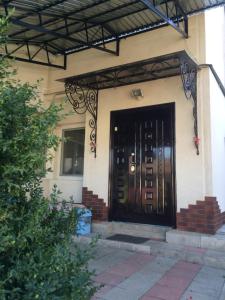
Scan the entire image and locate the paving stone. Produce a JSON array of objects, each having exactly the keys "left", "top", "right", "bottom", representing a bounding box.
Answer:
[
  {"left": 174, "top": 260, "right": 202, "bottom": 273},
  {"left": 88, "top": 239, "right": 225, "bottom": 300},
  {"left": 100, "top": 286, "right": 133, "bottom": 300},
  {"left": 92, "top": 245, "right": 116, "bottom": 259},
  {"left": 89, "top": 248, "right": 134, "bottom": 274},
  {"left": 108, "top": 253, "right": 153, "bottom": 277},
  {"left": 140, "top": 296, "right": 162, "bottom": 300},
  {"left": 158, "top": 274, "right": 191, "bottom": 289},
  {"left": 118, "top": 270, "right": 161, "bottom": 291},
  {"left": 219, "top": 282, "right": 225, "bottom": 300},
  {"left": 180, "top": 265, "right": 225, "bottom": 300},
  {"left": 180, "top": 290, "right": 215, "bottom": 300},
  {"left": 117, "top": 264, "right": 164, "bottom": 299},
  {"left": 143, "top": 283, "right": 183, "bottom": 300},
  {"left": 92, "top": 284, "right": 113, "bottom": 298},
  {"left": 186, "top": 282, "right": 221, "bottom": 298},
  {"left": 141, "top": 260, "right": 201, "bottom": 300},
  {"left": 139, "top": 256, "right": 178, "bottom": 275},
  {"left": 95, "top": 271, "right": 126, "bottom": 286}
]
